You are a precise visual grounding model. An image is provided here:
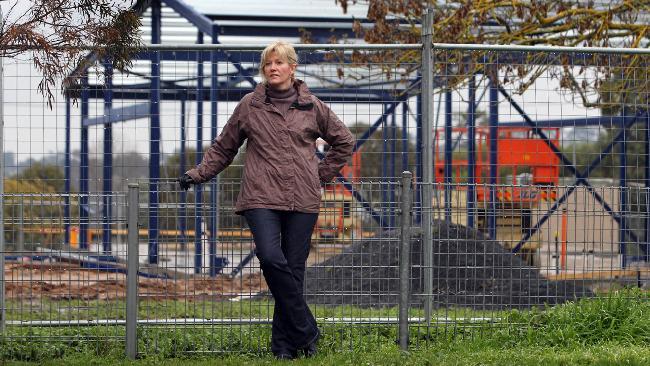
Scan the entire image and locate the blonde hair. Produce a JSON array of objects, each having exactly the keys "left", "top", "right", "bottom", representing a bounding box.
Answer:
[{"left": 259, "top": 41, "right": 298, "bottom": 84}]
